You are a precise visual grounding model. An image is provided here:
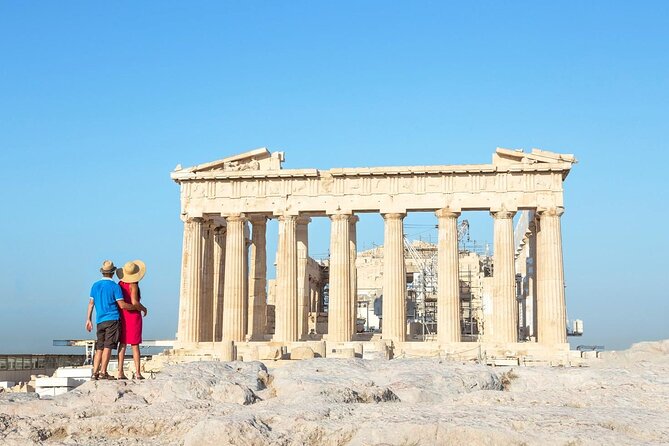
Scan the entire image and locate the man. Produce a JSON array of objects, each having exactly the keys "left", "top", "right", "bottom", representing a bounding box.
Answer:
[{"left": 86, "top": 260, "right": 146, "bottom": 380}]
